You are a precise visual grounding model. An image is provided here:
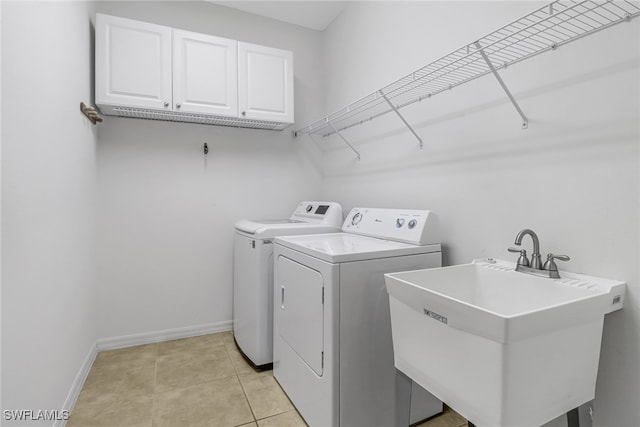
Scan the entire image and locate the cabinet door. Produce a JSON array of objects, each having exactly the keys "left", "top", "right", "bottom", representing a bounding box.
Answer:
[
  {"left": 238, "top": 42, "right": 294, "bottom": 123},
  {"left": 173, "top": 30, "right": 238, "bottom": 117},
  {"left": 95, "top": 14, "right": 172, "bottom": 111}
]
